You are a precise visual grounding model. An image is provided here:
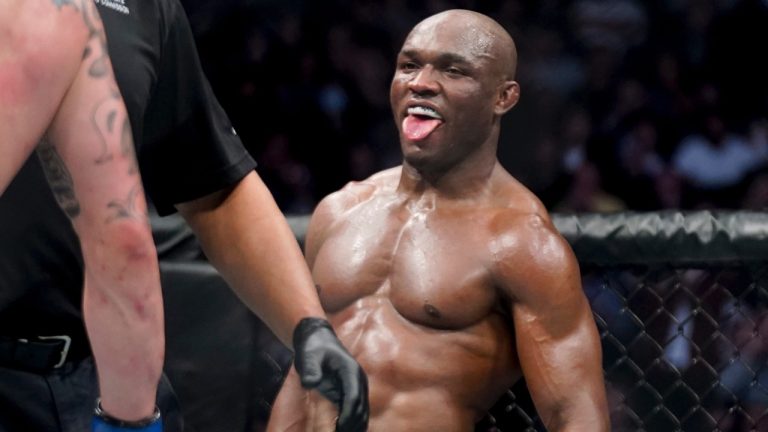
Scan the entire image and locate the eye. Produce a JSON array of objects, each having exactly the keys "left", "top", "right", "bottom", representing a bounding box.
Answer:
[
  {"left": 445, "top": 67, "right": 464, "bottom": 76},
  {"left": 400, "top": 61, "right": 419, "bottom": 71}
]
